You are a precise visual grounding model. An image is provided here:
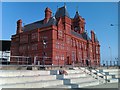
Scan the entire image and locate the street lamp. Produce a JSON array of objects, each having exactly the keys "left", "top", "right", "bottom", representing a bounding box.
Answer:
[
  {"left": 115, "top": 58, "right": 118, "bottom": 66},
  {"left": 110, "top": 23, "right": 119, "bottom": 66},
  {"left": 109, "top": 46, "right": 112, "bottom": 66},
  {"left": 110, "top": 24, "right": 120, "bottom": 27},
  {"left": 42, "top": 38, "right": 47, "bottom": 68}
]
